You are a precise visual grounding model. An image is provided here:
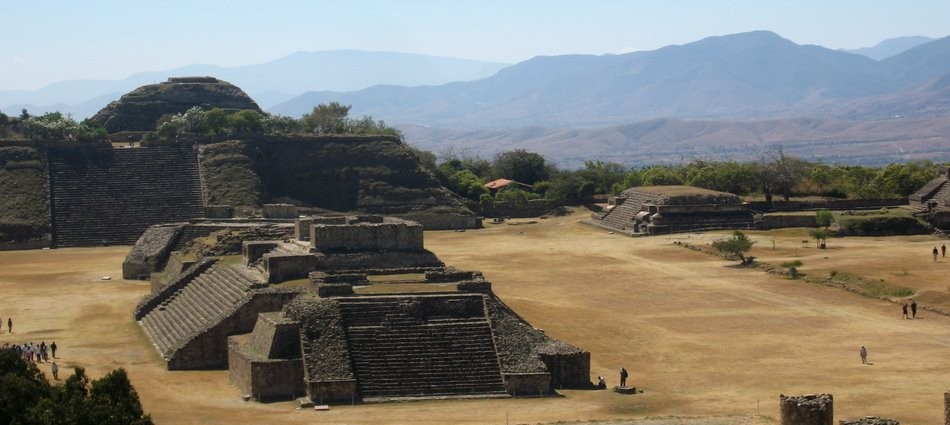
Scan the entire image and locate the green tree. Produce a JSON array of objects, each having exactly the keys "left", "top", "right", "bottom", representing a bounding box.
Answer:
[
  {"left": 204, "top": 108, "right": 229, "bottom": 135},
  {"left": 494, "top": 186, "right": 541, "bottom": 204},
  {"left": 639, "top": 166, "right": 684, "bottom": 186},
  {"left": 301, "top": 102, "right": 351, "bottom": 134},
  {"left": 809, "top": 228, "right": 833, "bottom": 249},
  {"left": 815, "top": 209, "right": 834, "bottom": 228},
  {"left": 491, "top": 149, "right": 551, "bottom": 185},
  {"left": 576, "top": 160, "right": 626, "bottom": 194},
  {"left": 226, "top": 109, "right": 264, "bottom": 135},
  {"left": 447, "top": 169, "right": 489, "bottom": 201},
  {"left": 86, "top": 369, "right": 152, "bottom": 425},
  {"left": 711, "top": 231, "right": 756, "bottom": 264}
]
